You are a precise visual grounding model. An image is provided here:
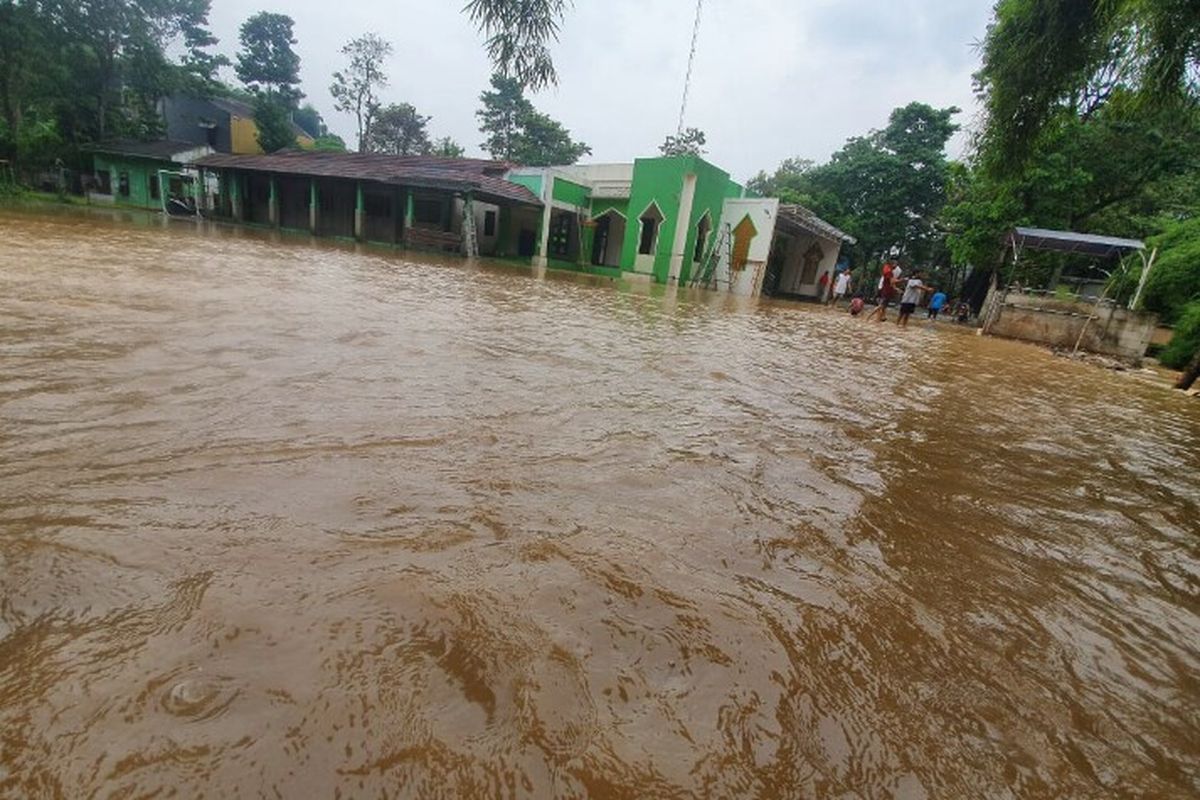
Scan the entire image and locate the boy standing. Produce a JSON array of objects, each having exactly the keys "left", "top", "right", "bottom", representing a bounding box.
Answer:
[
  {"left": 830, "top": 270, "right": 852, "bottom": 307},
  {"left": 897, "top": 271, "right": 932, "bottom": 328},
  {"left": 927, "top": 289, "right": 947, "bottom": 320}
]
